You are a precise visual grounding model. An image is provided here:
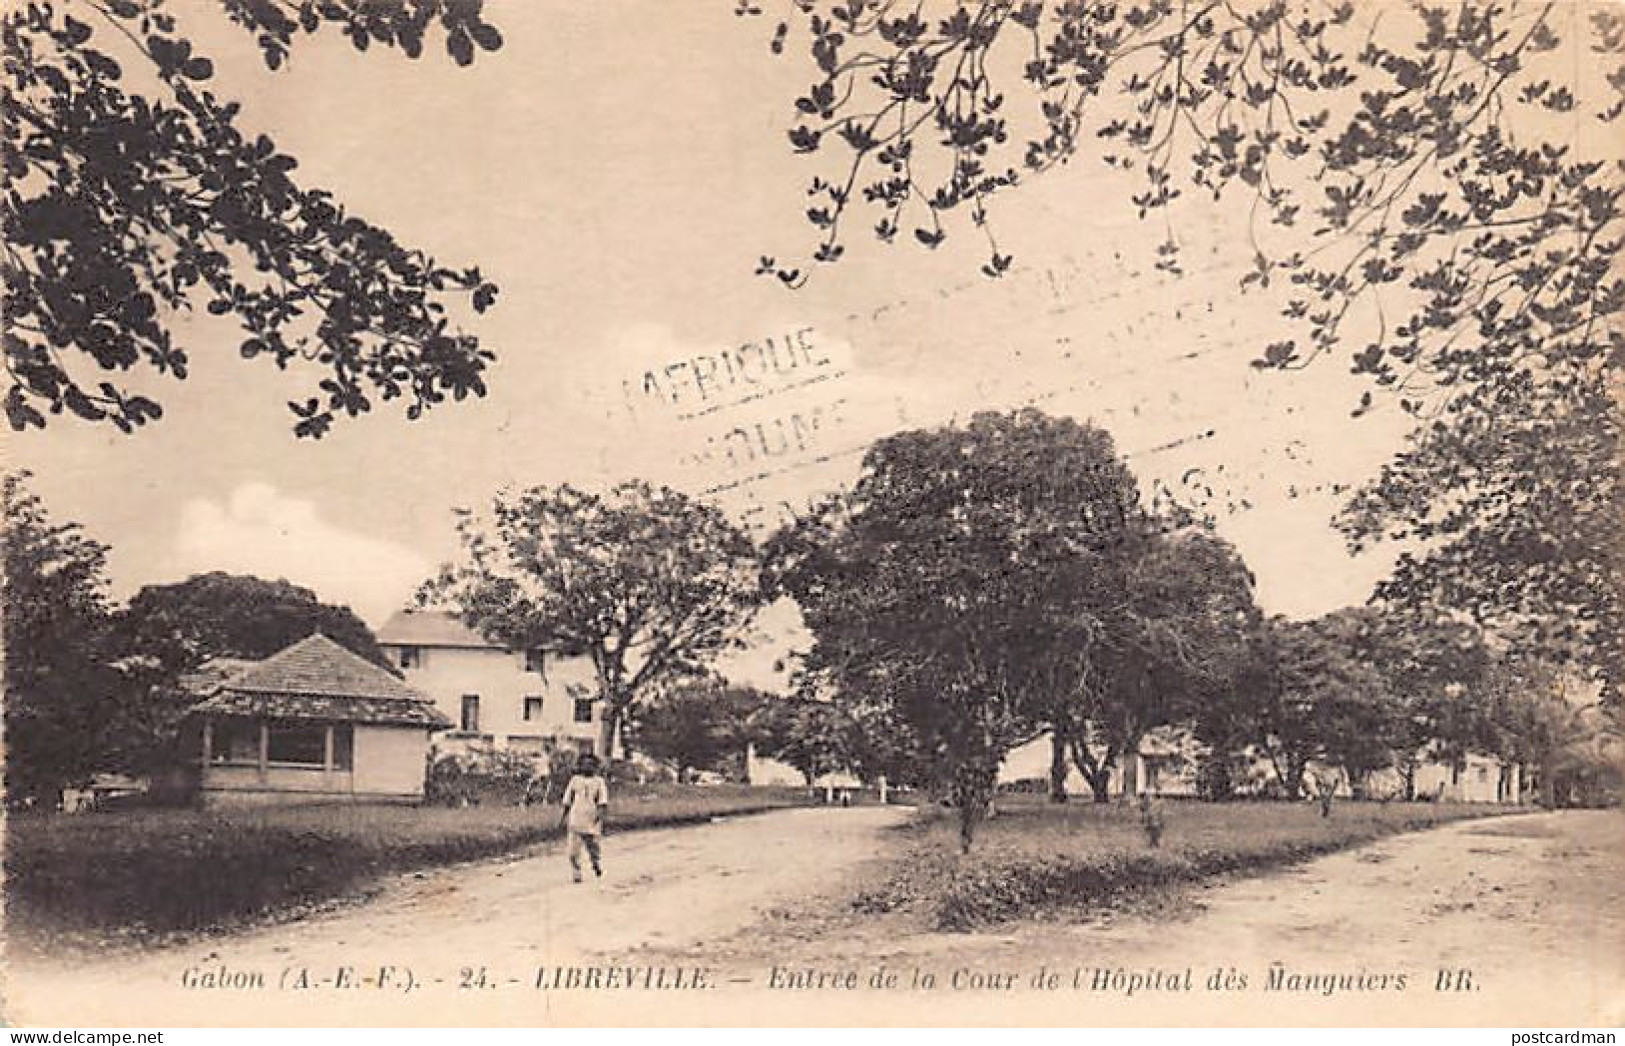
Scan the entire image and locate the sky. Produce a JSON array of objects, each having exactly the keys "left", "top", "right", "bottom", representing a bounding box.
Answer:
[{"left": 10, "top": 3, "right": 1423, "bottom": 684}]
